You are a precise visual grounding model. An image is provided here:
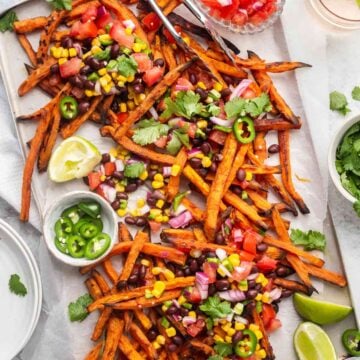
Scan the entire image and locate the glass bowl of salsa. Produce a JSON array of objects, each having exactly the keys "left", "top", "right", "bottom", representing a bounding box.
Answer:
[{"left": 198, "top": 0, "right": 285, "bottom": 34}]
